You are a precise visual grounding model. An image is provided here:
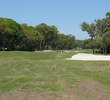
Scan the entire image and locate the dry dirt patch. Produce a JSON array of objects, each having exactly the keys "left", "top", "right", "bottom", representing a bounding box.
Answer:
[
  {"left": 0, "top": 91, "right": 61, "bottom": 100},
  {"left": 72, "top": 79, "right": 110, "bottom": 100},
  {"left": 0, "top": 79, "right": 109, "bottom": 100}
]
